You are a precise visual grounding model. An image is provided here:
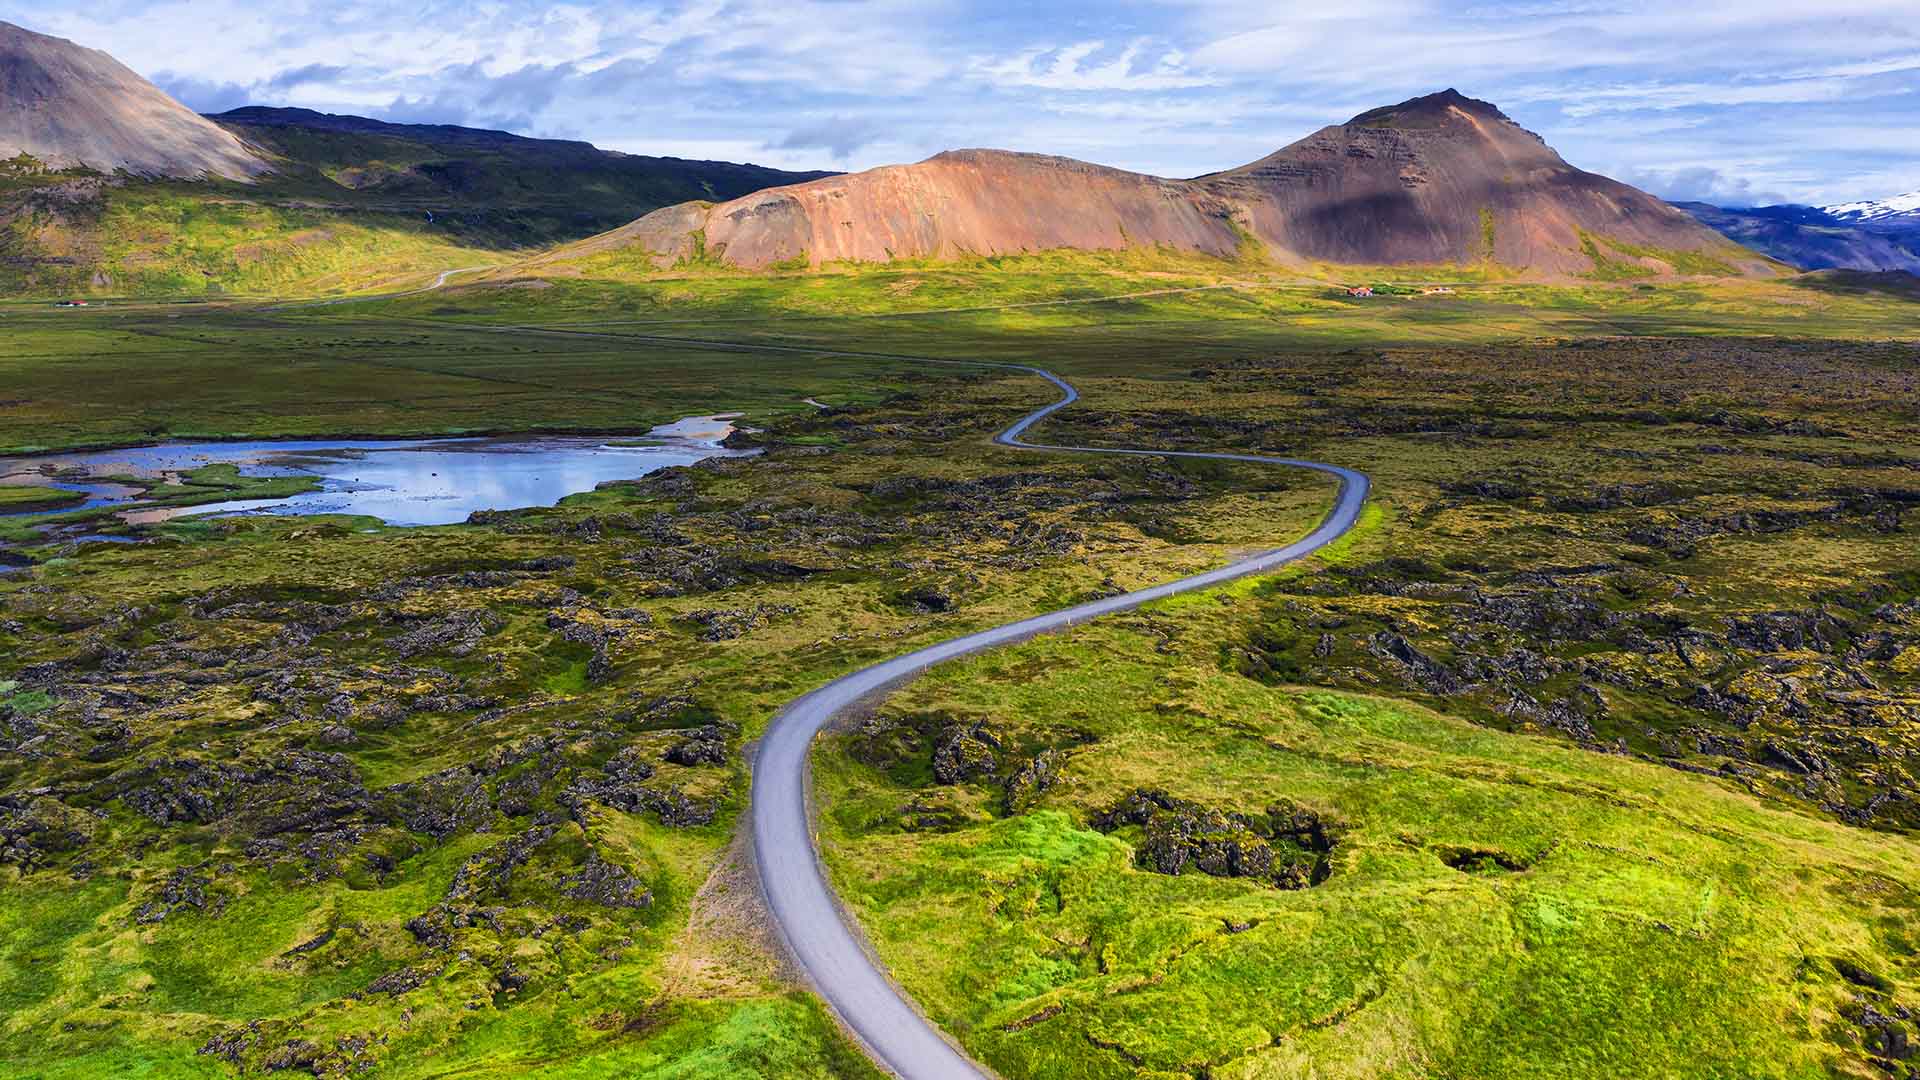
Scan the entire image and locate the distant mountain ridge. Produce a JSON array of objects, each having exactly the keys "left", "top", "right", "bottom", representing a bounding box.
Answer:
[
  {"left": 212, "top": 107, "right": 816, "bottom": 180},
  {"left": 1680, "top": 197, "right": 1920, "bottom": 274},
  {"left": 1825, "top": 190, "right": 1920, "bottom": 227},
  {"left": 582, "top": 89, "right": 1771, "bottom": 278},
  {"left": 206, "top": 106, "right": 836, "bottom": 237},
  {"left": 0, "top": 19, "right": 268, "bottom": 178},
  {"left": 211, "top": 107, "right": 608, "bottom": 154}
]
